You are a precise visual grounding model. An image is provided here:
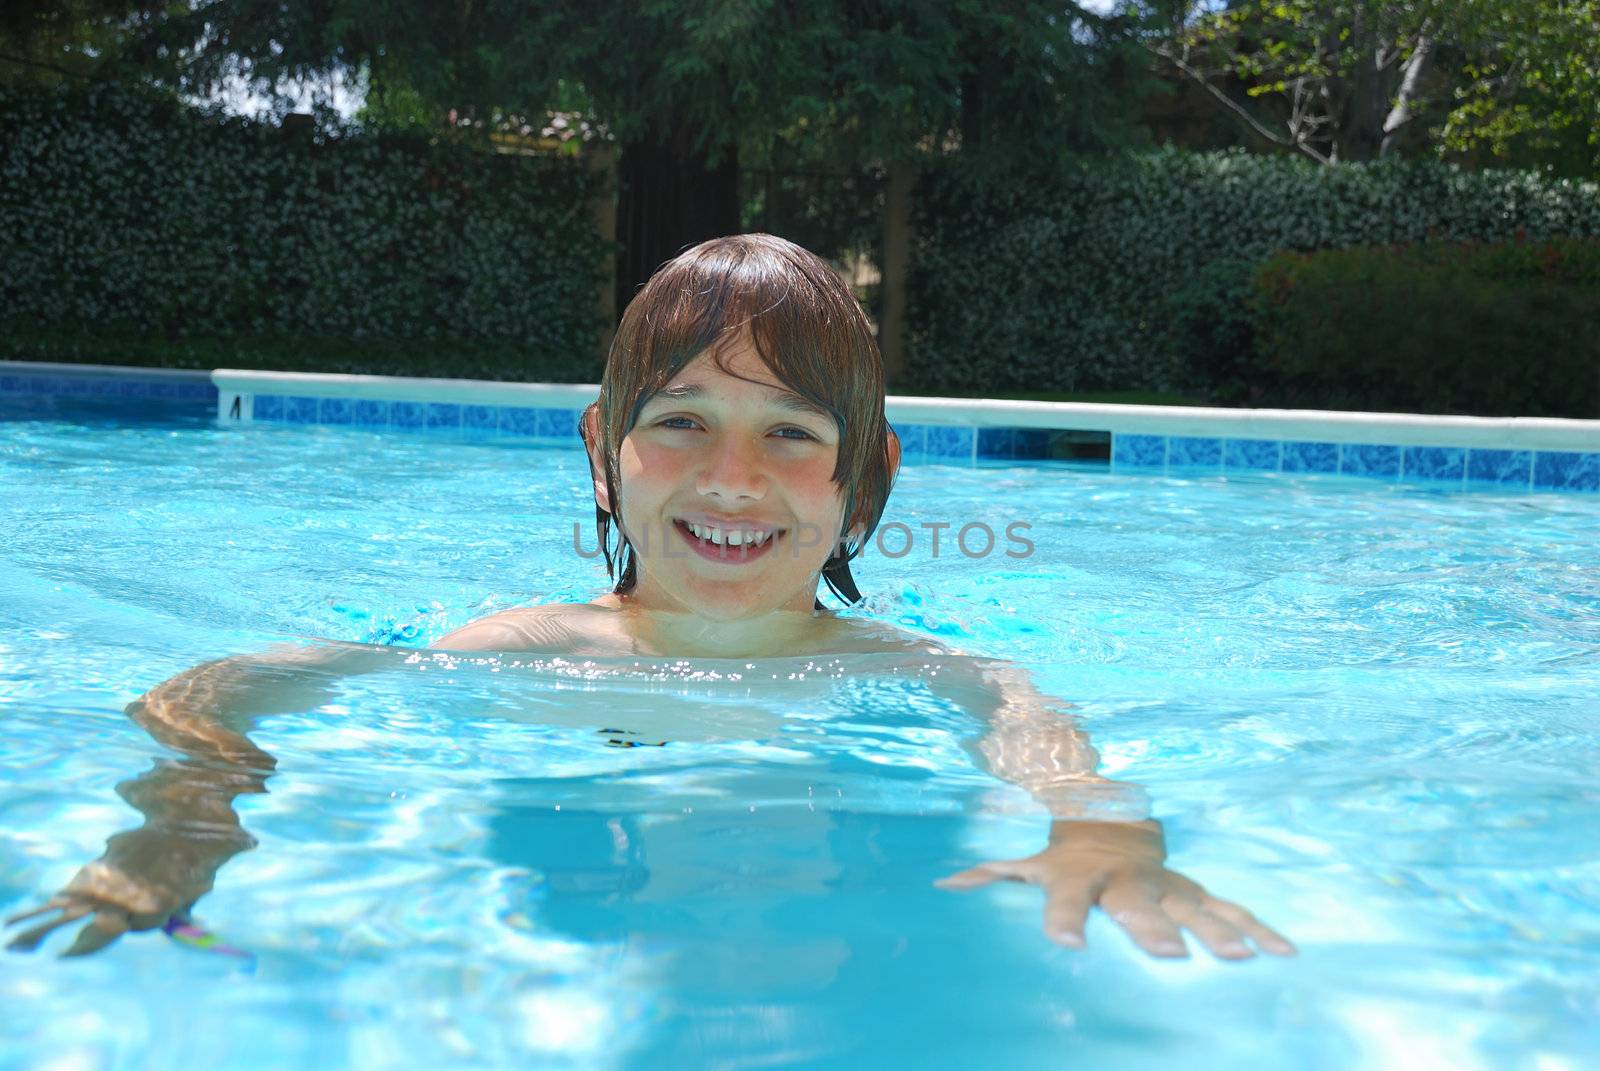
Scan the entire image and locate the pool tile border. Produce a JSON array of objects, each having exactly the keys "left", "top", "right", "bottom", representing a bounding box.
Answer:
[
  {"left": 5, "top": 363, "right": 1598, "bottom": 494},
  {"left": 0, "top": 366, "right": 216, "bottom": 403},
  {"left": 1112, "top": 434, "right": 1598, "bottom": 493},
  {"left": 227, "top": 390, "right": 1600, "bottom": 493}
]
